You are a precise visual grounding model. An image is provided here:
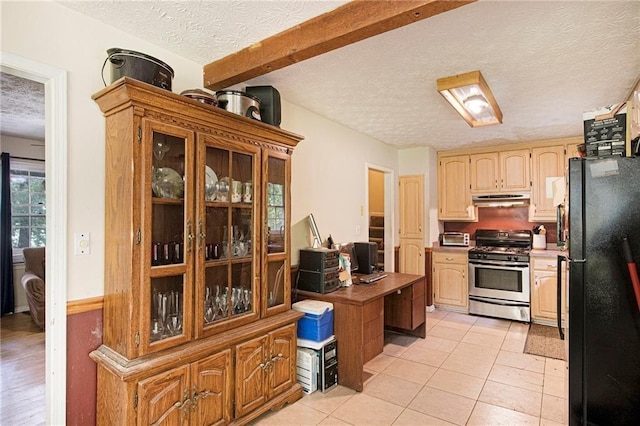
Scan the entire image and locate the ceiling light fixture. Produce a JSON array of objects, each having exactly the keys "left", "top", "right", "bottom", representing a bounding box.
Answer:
[{"left": 437, "top": 70, "right": 503, "bottom": 127}]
